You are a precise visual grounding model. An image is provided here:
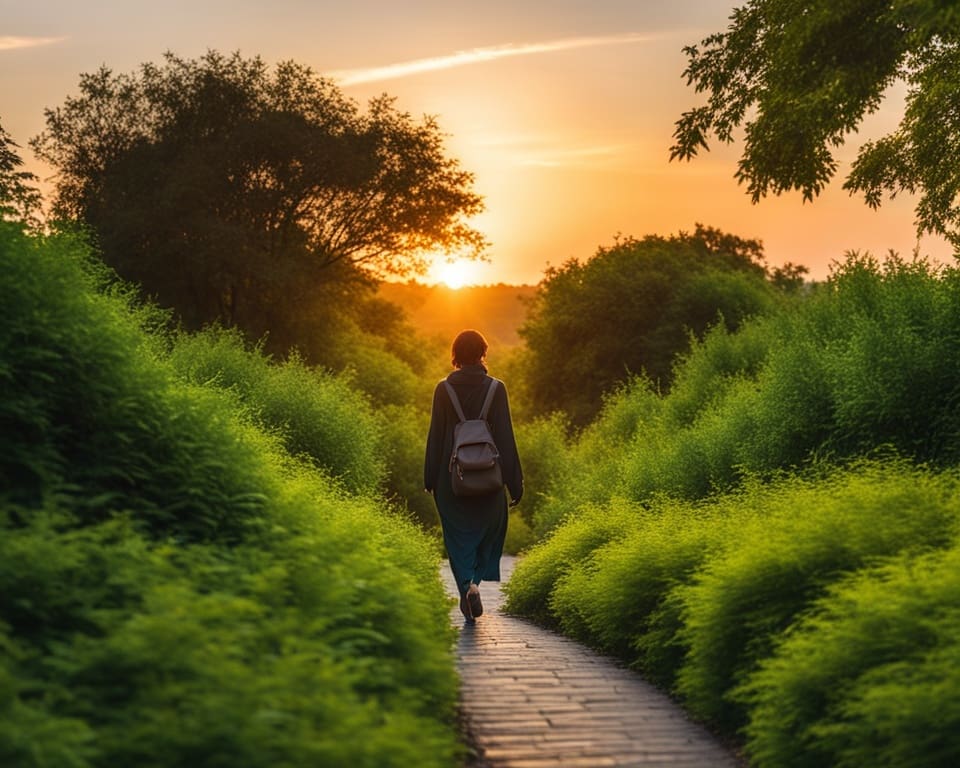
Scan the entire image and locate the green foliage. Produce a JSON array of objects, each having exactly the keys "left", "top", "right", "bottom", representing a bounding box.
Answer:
[
  {"left": 325, "top": 322, "right": 430, "bottom": 408},
  {"left": 168, "top": 327, "right": 384, "bottom": 494},
  {"left": 502, "top": 502, "right": 640, "bottom": 624},
  {"left": 0, "top": 498, "right": 459, "bottom": 768},
  {"left": 675, "top": 462, "right": 960, "bottom": 731},
  {"left": 547, "top": 495, "right": 757, "bottom": 686},
  {"left": 0, "top": 224, "right": 267, "bottom": 542},
  {"left": 672, "top": 0, "right": 960, "bottom": 246},
  {"left": 512, "top": 414, "right": 571, "bottom": 537},
  {"left": 375, "top": 403, "right": 438, "bottom": 529},
  {"left": 0, "top": 224, "right": 461, "bottom": 767},
  {"left": 528, "top": 379, "right": 661, "bottom": 537},
  {"left": 738, "top": 544, "right": 960, "bottom": 768},
  {"left": 32, "top": 50, "right": 485, "bottom": 353},
  {"left": 505, "top": 460, "right": 960, "bottom": 763},
  {"left": 518, "top": 225, "right": 780, "bottom": 426},
  {"left": 546, "top": 253, "right": 960, "bottom": 510},
  {"left": 502, "top": 512, "right": 536, "bottom": 555}
]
